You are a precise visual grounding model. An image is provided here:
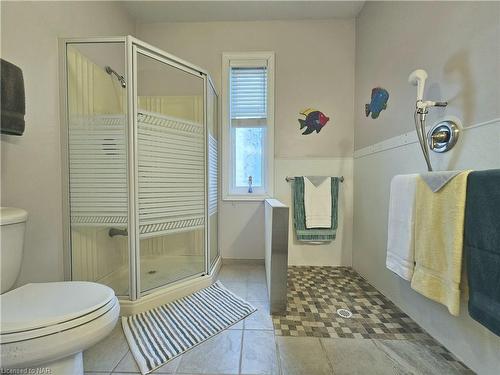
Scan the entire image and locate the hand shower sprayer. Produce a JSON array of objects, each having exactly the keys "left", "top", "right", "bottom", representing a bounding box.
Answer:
[
  {"left": 408, "top": 69, "right": 427, "bottom": 102},
  {"left": 408, "top": 69, "right": 448, "bottom": 113},
  {"left": 408, "top": 69, "right": 450, "bottom": 171}
]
